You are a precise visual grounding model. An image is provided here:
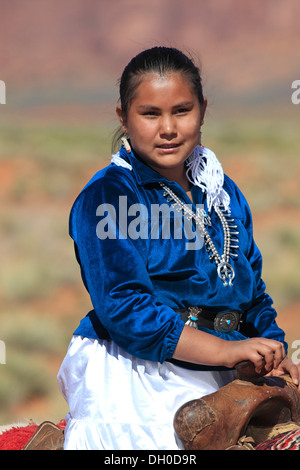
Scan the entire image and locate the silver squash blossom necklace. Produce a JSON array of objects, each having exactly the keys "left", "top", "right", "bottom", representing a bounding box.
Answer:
[{"left": 160, "top": 183, "right": 239, "bottom": 287}]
